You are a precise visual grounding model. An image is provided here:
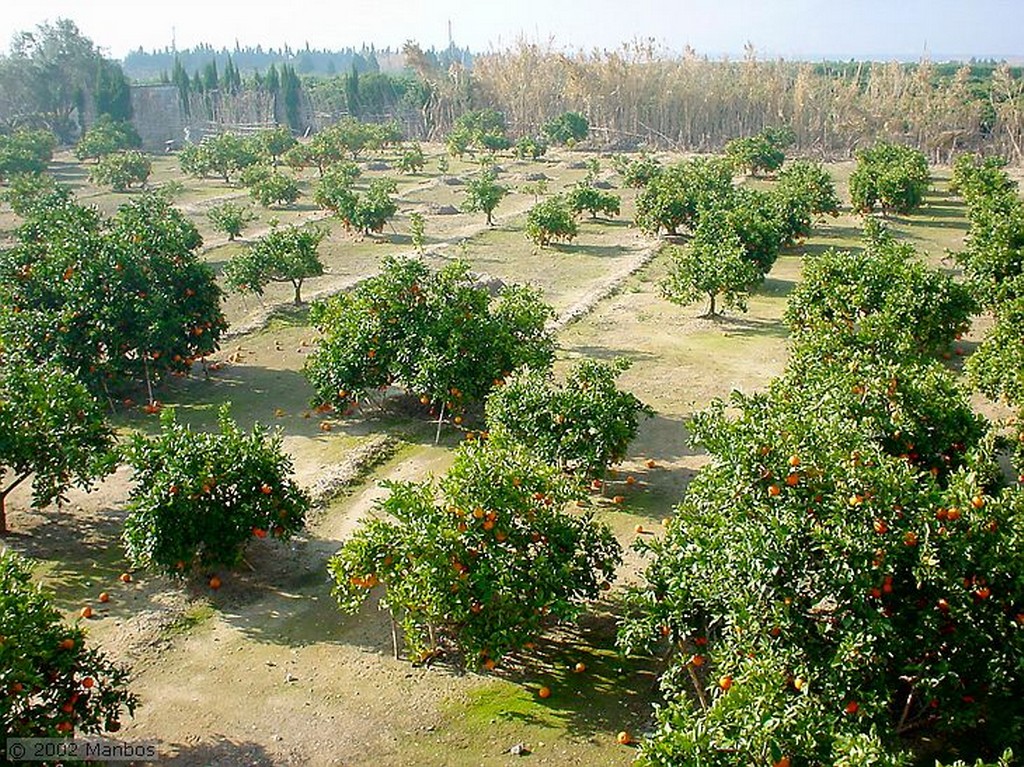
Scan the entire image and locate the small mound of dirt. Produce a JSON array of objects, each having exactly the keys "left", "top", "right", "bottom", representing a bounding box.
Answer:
[
  {"left": 440, "top": 176, "right": 464, "bottom": 186},
  {"left": 365, "top": 160, "right": 390, "bottom": 171},
  {"left": 427, "top": 203, "right": 460, "bottom": 215},
  {"left": 514, "top": 172, "right": 550, "bottom": 182}
]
